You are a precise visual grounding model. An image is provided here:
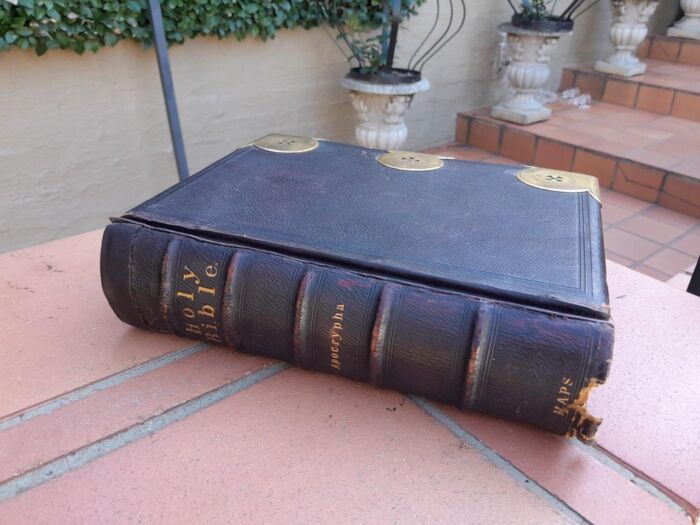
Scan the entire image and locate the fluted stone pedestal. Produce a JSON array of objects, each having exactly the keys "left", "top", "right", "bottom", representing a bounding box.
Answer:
[
  {"left": 491, "top": 23, "right": 569, "bottom": 126},
  {"left": 594, "top": 0, "right": 659, "bottom": 77},
  {"left": 668, "top": 0, "right": 700, "bottom": 40}
]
